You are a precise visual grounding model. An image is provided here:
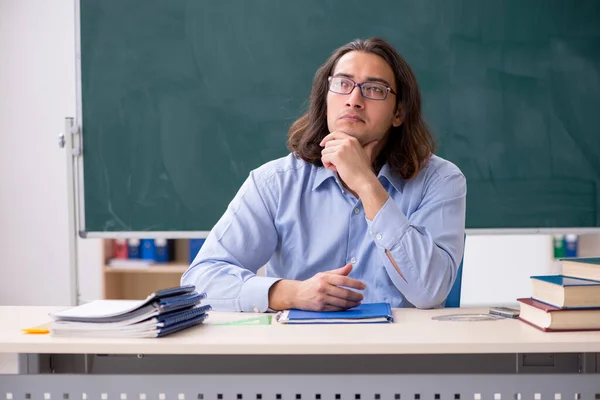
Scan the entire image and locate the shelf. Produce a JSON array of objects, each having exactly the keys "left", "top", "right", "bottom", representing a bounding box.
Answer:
[
  {"left": 102, "top": 239, "right": 193, "bottom": 299},
  {"left": 104, "top": 264, "right": 189, "bottom": 274}
]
